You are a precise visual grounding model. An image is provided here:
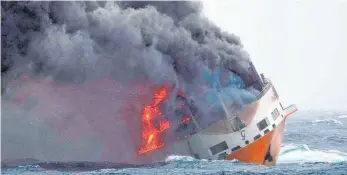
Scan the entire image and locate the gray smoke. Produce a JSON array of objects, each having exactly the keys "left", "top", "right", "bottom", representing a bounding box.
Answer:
[
  {"left": 1, "top": 1, "right": 251, "bottom": 85},
  {"left": 1, "top": 1, "right": 255, "bottom": 164}
]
